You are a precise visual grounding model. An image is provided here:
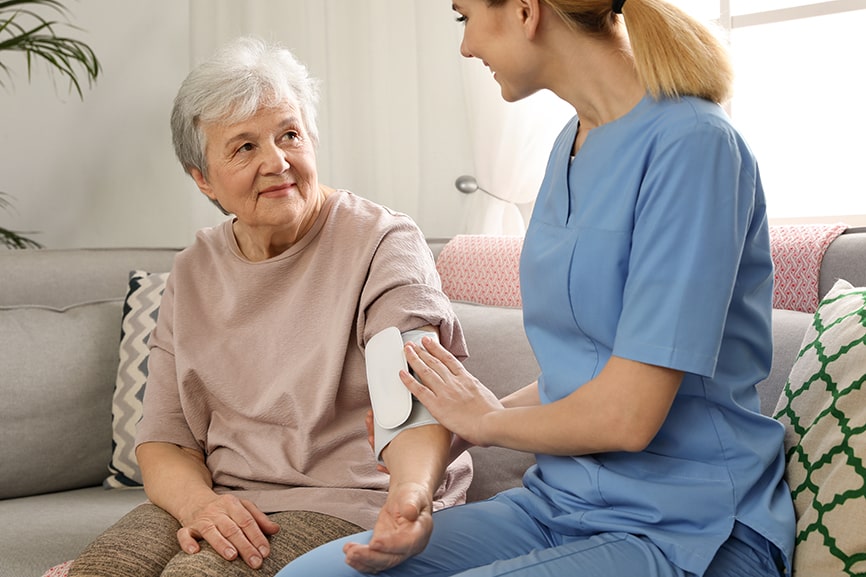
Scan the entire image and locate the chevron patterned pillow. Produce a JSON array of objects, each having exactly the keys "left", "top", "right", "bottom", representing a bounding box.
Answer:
[
  {"left": 104, "top": 270, "right": 169, "bottom": 489},
  {"left": 773, "top": 279, "right": 866, "bottom": 576}
]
